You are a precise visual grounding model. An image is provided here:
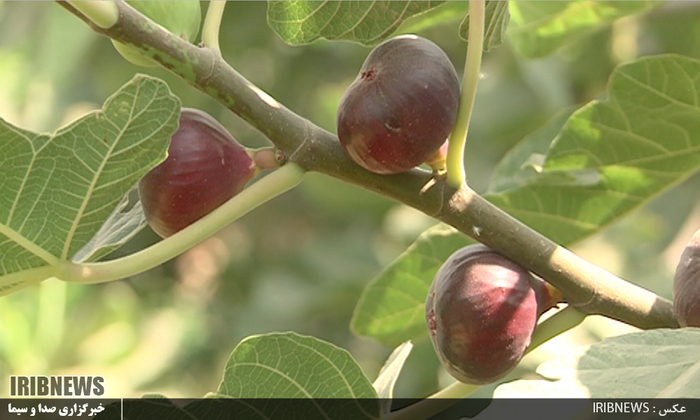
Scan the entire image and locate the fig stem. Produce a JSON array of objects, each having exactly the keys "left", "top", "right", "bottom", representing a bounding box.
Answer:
[
  {"left": 35, "top": 279, "right": 67, "bottom": 356},
  {"left": 202, "top": 1, "right": 227, "bottom": 53},
  {"left": 385, "top": 382, "right": 480, "bottom": 420},
  {"left": 252, "top": 147, "right": 282, "bottom": 171},
  {"left": 65, "top": 1, "right": 119, "bottom": 29},
  {"left": 0, "top": 266, "right": 55, "bottom": 297},
  {"left": 57, "top": 163, "right": 306, "bottom": 284},
  {"left": 527, "top": 306, "right": 587, "bottom": 354},
  {"left": 446, "top": 0, "right": 485, "bottom": 188}
]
